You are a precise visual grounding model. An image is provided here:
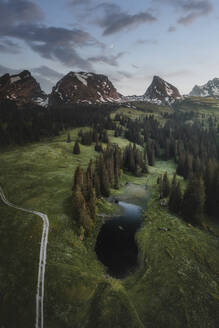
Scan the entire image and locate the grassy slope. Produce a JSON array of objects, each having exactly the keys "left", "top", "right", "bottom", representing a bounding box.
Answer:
[
  {"left": 111, "top": 105, "right": 173, "bottom": 125},
  {"left": 124, "top": 162, "right": 219, "bottom": 328},
  {"left": 0, "top": 128, "right": 144, "bottom": 327},
  {"left": 175, "top": 97, "right": 219, "bottom": 121},
  {"left": 0, "top": 124, "right": 219, "bottom": 327}
]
